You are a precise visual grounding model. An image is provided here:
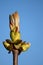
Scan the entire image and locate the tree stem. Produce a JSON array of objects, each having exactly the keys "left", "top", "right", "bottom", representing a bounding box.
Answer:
[{"left": 12, "top": 49, "right": 19, "bottom": 65}]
